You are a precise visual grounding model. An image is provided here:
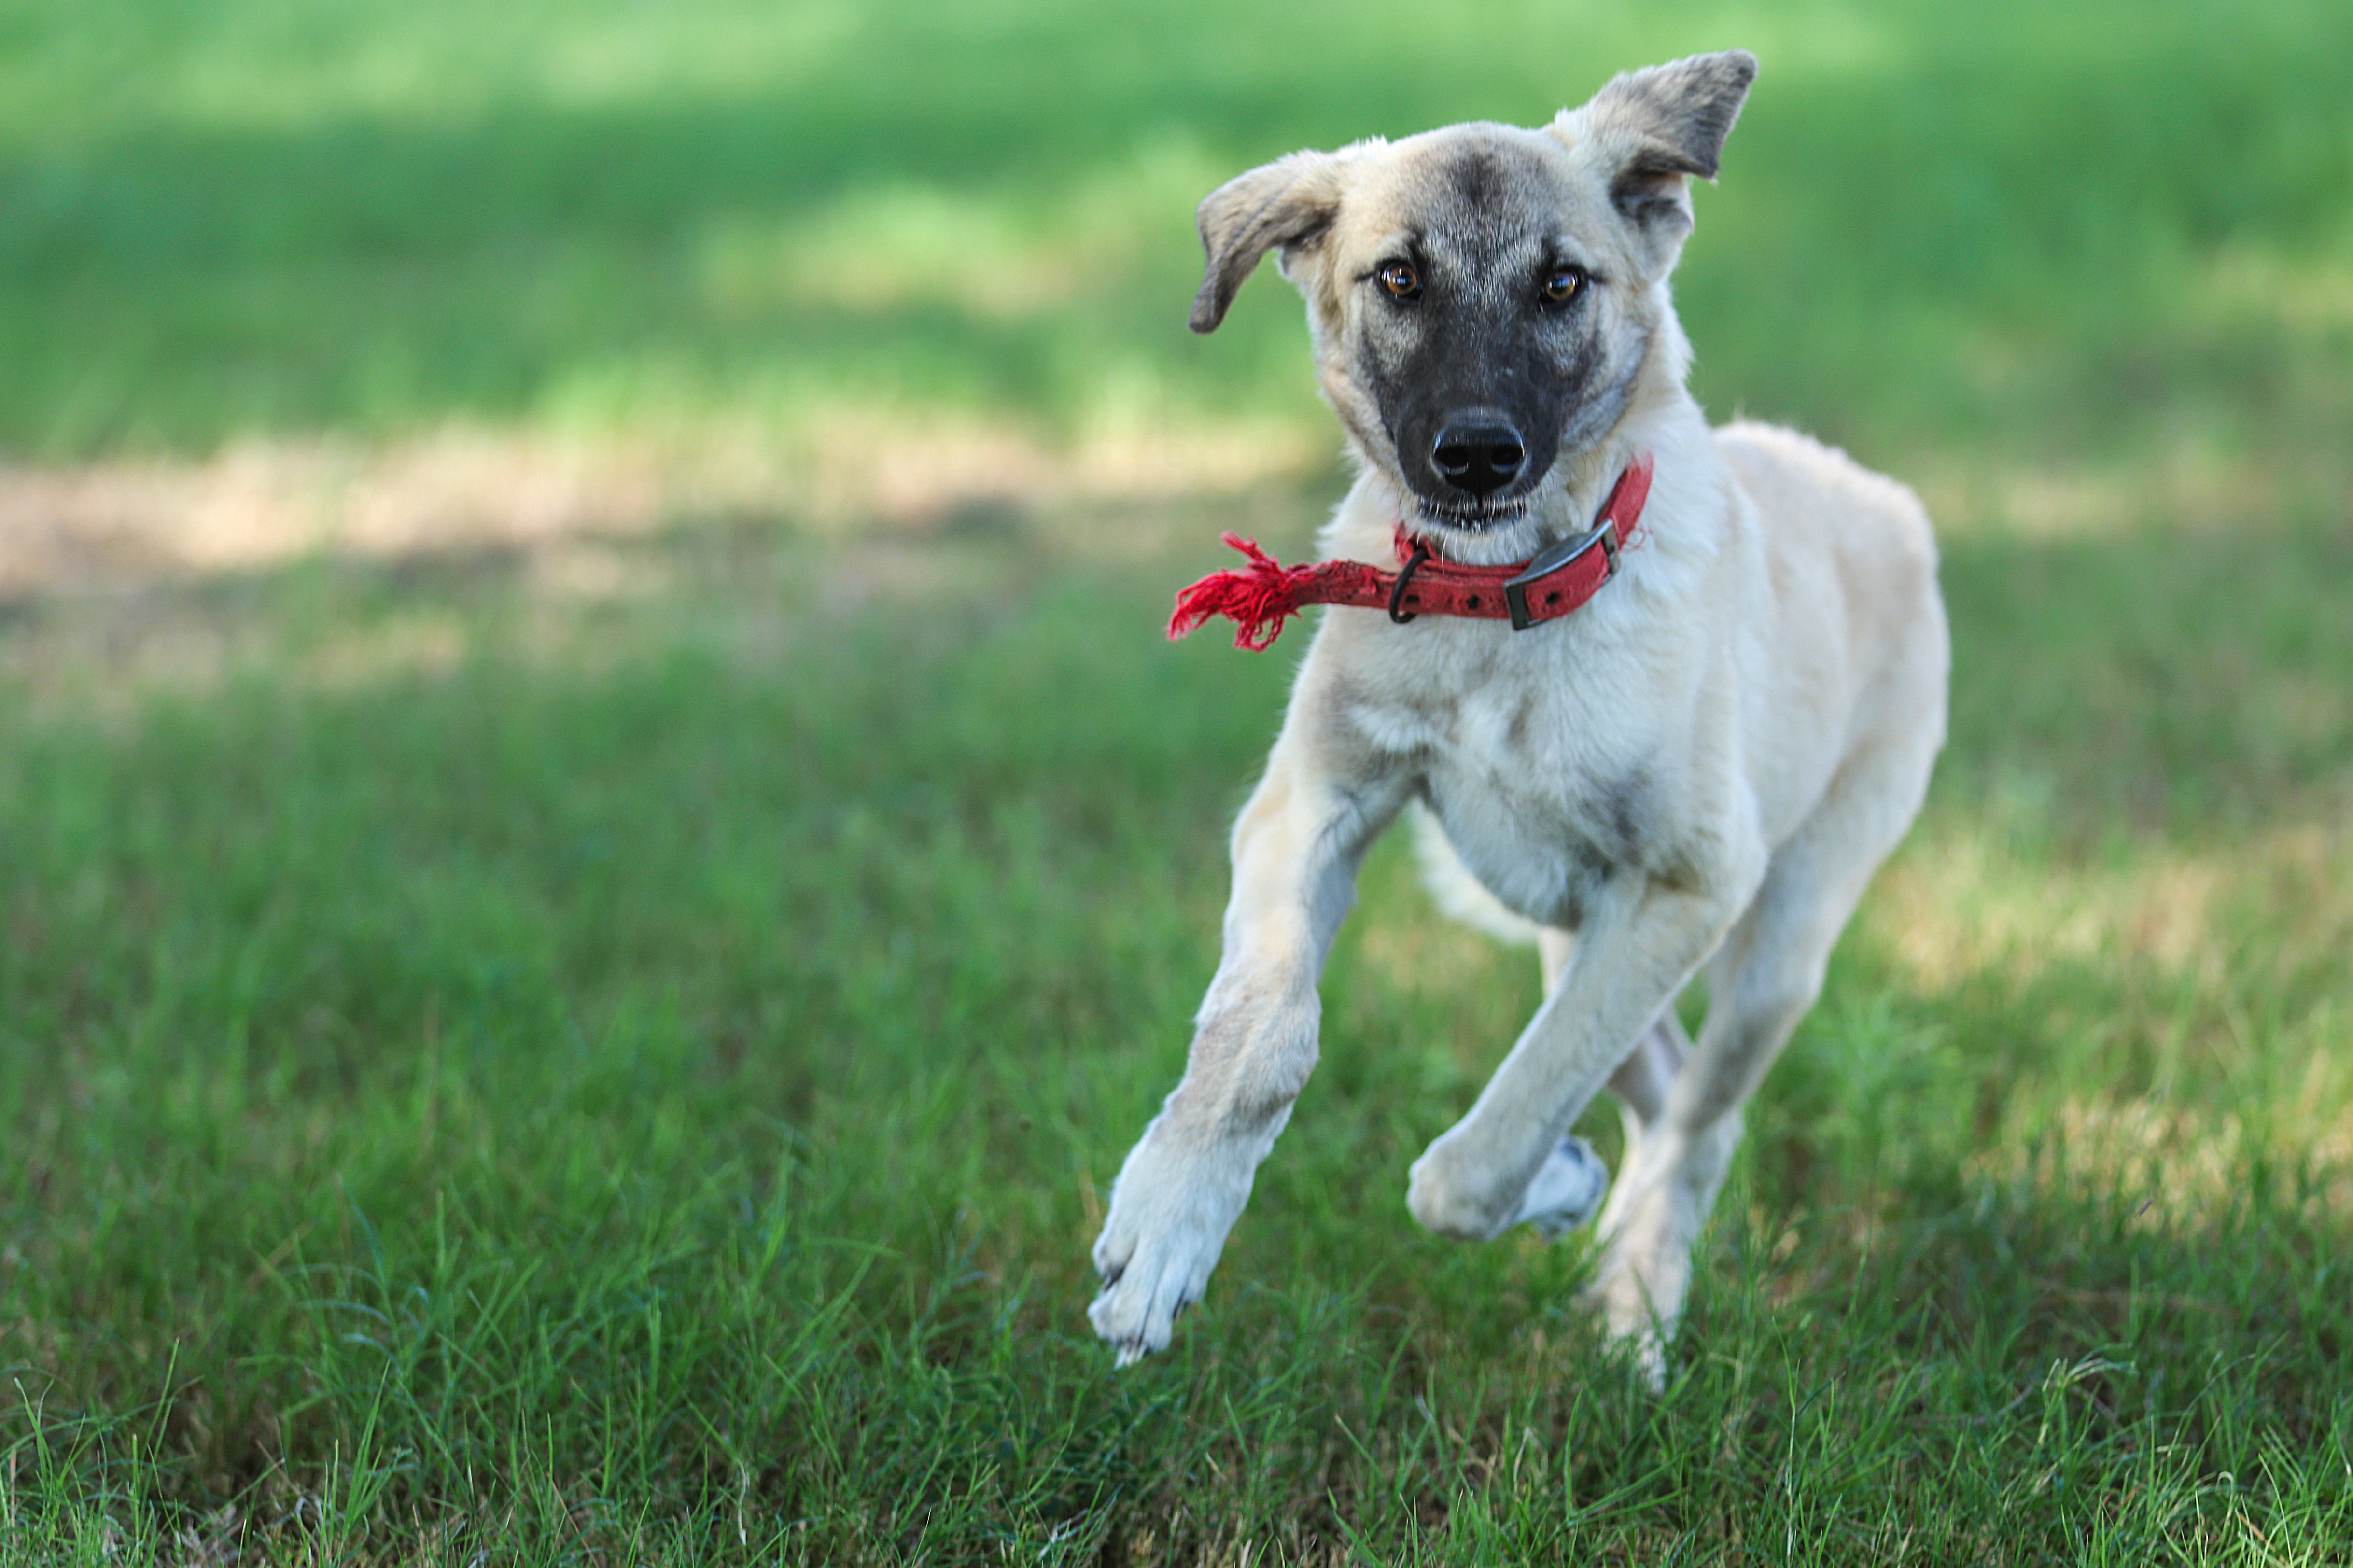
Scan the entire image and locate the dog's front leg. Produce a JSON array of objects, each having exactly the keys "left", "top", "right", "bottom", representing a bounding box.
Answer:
[
  {"left": 1407, "top": 871, "right": 1754, "bottom": 1244},
  {"left": 1090, "top": 729, "right": 1402, "bottom": 1365}
]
